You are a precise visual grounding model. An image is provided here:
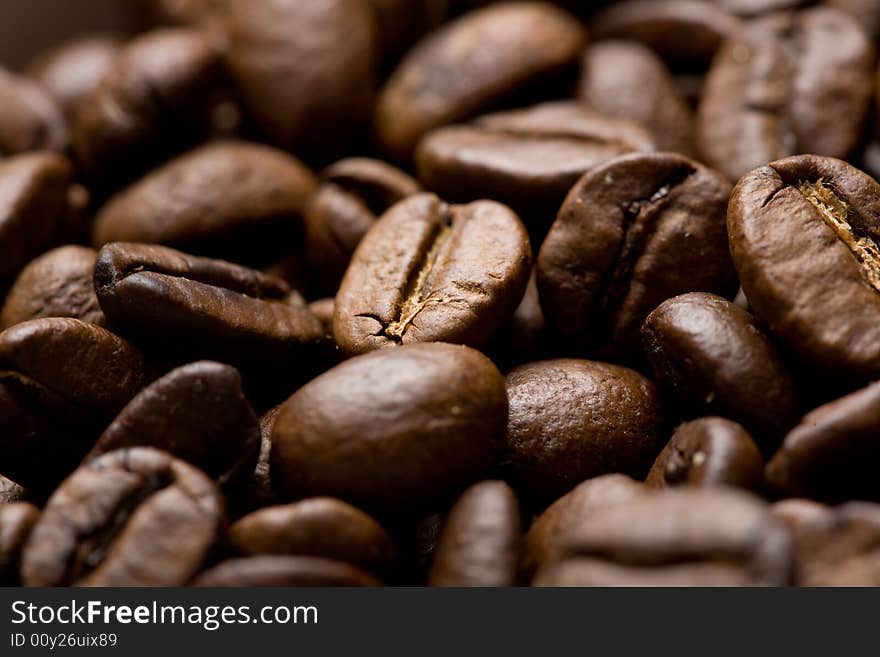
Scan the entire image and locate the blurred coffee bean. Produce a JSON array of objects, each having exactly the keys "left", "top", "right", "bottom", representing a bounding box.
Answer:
[
  {"left": 0, "top": 68, "right": 67, "bottom": 156},
  {"left": 0, "top": 502, "right": 39, "bottom": 586}
]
